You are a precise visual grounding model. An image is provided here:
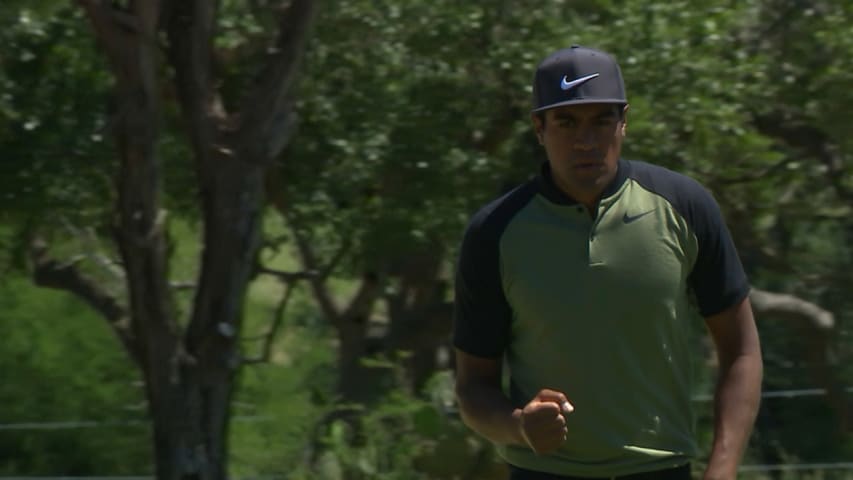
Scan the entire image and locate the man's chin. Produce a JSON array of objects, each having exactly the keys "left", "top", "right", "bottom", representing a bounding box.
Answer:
[
  {"left": 573, "top": 171, "right": 615, "bottom": 193},
  {"left": 573, "top": 170, "right": 607, "bottom": 186}
]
